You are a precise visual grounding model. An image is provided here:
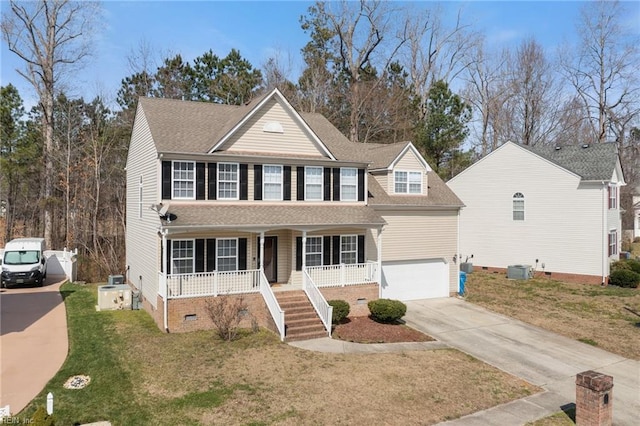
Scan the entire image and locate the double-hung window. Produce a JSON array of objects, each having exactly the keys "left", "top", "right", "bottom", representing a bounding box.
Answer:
[
  {"left": 341, "top": 168, "right": 357, "bottom": 201},
  {"left": 513, "top": 193, "right": 525, "bottom": 221},
  {"left": 608, "top": 231, "right": 617, "bottom": 256},
  {"left": 172, "top": 161, "right": 195, "bottom": 199},
  {"left": 305, "top": 166, "right": 323, "bottom": 200},
  {"left": 217, "top": 238, "right": 238, "bottom": 271},
  {"left": 171, "top": 240, "right": 194, "bottom": 274},
  {"left": 394, "top": 171, "right": 422, "bottom": 194},
  {"left": 608, "top": 185, "right": 617, "bottom": 209},
  {"left": 306, "top": 236, "right": 323, "bottom": 266},
  {"left": 340, "top": 235, "right": 357, "bottom": 264},
  {"left": 218, "top": 163, "right": 239, "bottom": 199},
  {"left": 263, "top": 165, "right": 283, "bottom": 200}
]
